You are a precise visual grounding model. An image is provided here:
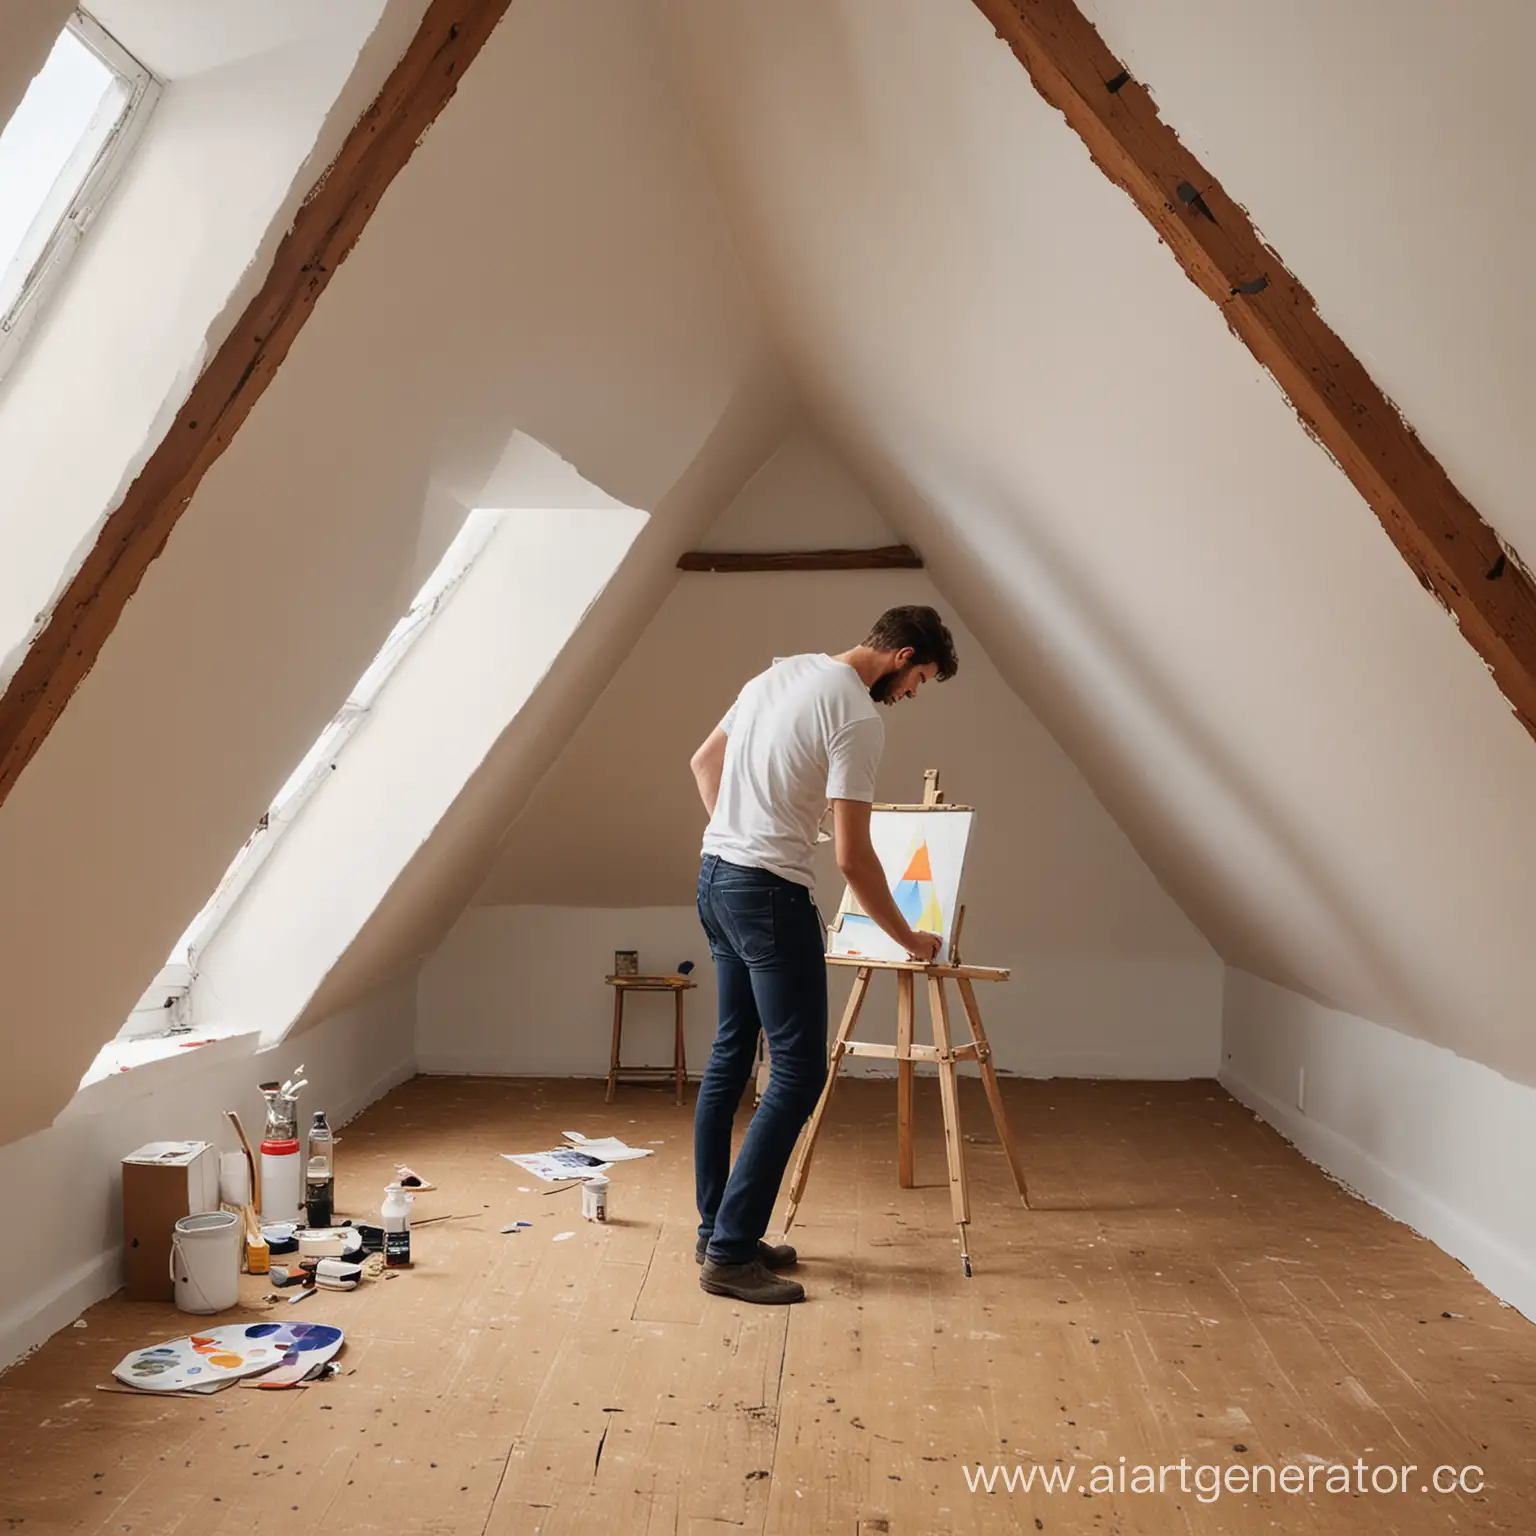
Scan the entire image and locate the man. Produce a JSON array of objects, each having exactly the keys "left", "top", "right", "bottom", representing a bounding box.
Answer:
[{"left": 688, "top": 605, "right": 959, "bottom": 1304}]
